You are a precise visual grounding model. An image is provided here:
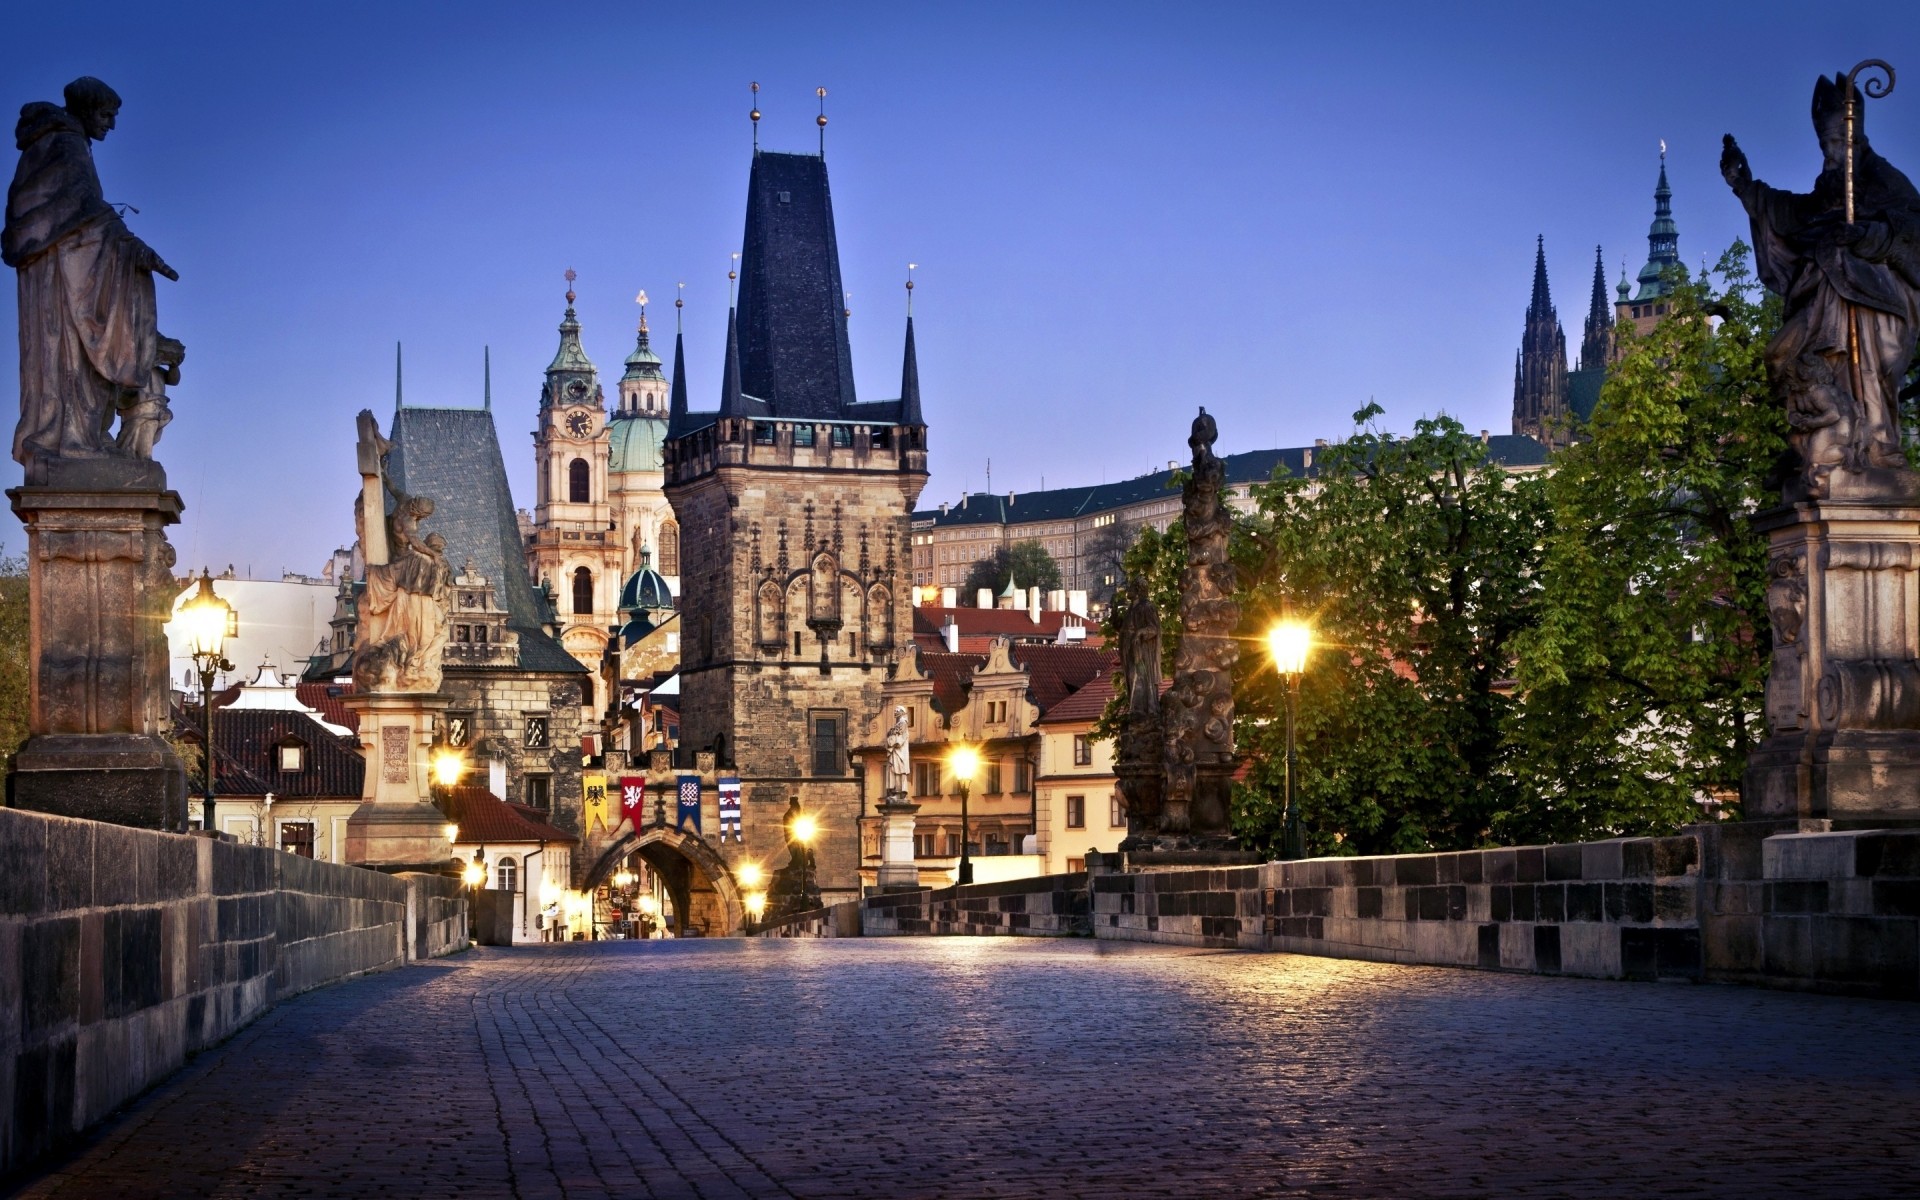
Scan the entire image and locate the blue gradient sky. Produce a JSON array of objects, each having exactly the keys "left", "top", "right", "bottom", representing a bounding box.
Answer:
[{"left": 2, "top": 1, "right": 1913, "bottom": 576}]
